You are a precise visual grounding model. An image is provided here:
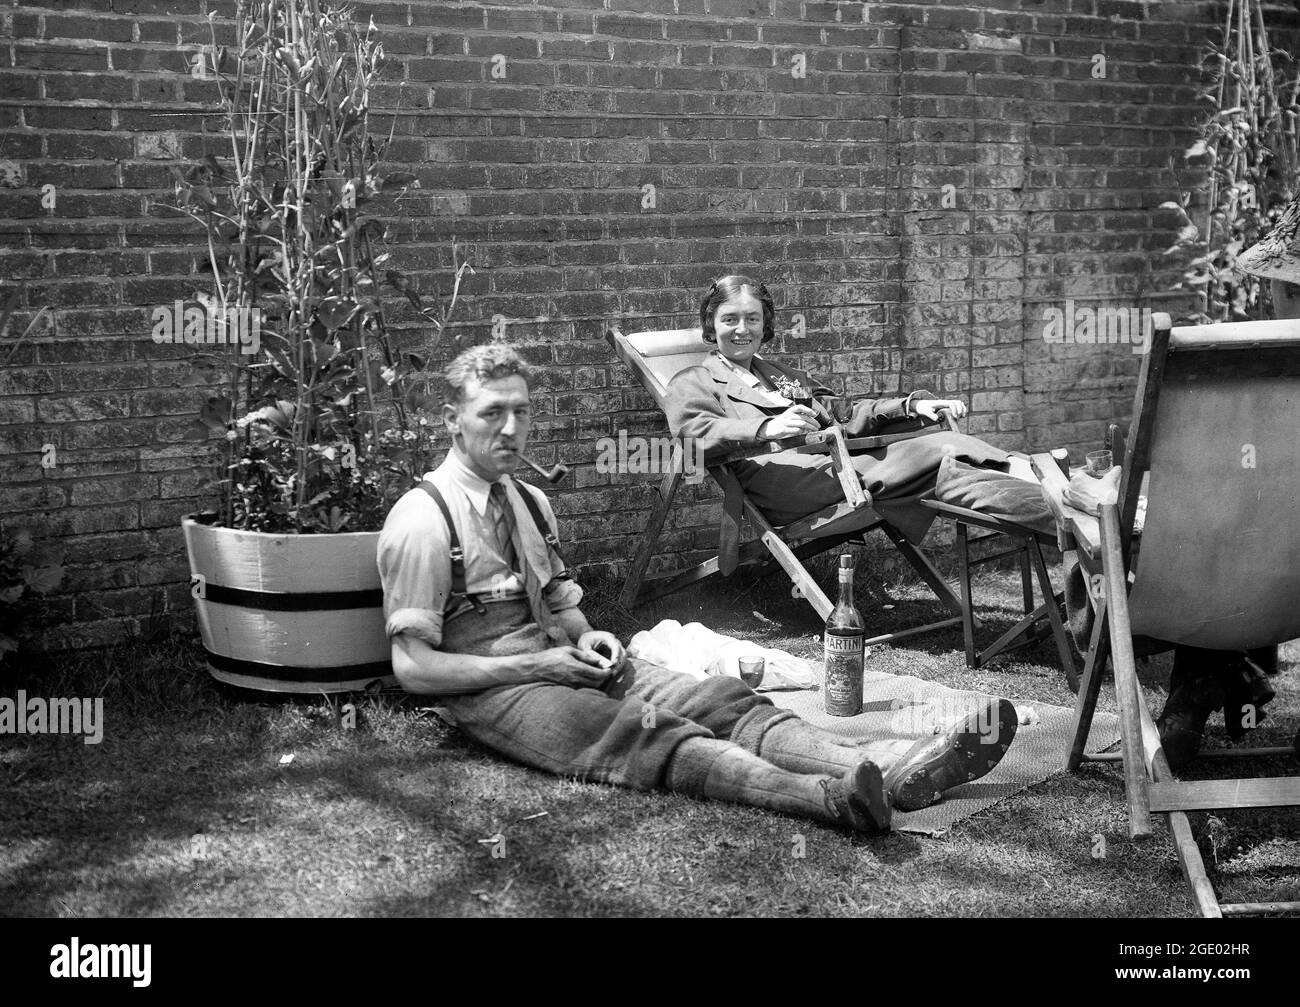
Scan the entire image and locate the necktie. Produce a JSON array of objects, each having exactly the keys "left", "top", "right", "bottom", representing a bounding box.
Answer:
[
  {"left": 488, "top": 481, "right": 567, "bottom": 644},
  {"left": 487, "top": 481, "right": 518, "bottom": 570}
]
